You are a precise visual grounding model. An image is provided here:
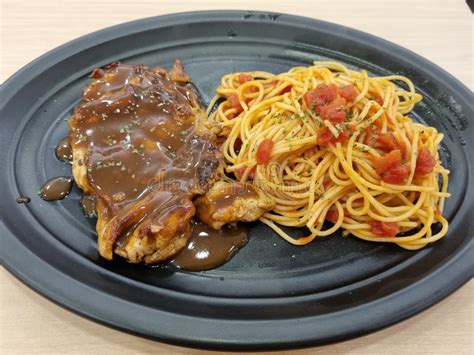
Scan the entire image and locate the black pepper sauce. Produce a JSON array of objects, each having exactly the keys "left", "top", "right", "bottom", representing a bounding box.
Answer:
[
  {"left": 68, "top": 63, "right": 219, "bottom": 260},
  {"left": 80, "top": 194, "right": 96, "bottom": 217},
  {"left": 171, "top": 220, "right": 248, "bottom": 271},
  {"left": 38, "top": 177, "right": 73, "bottom": 201},
  {"left": 55, "top": 137, "right": 73, "bottom": 162}
]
